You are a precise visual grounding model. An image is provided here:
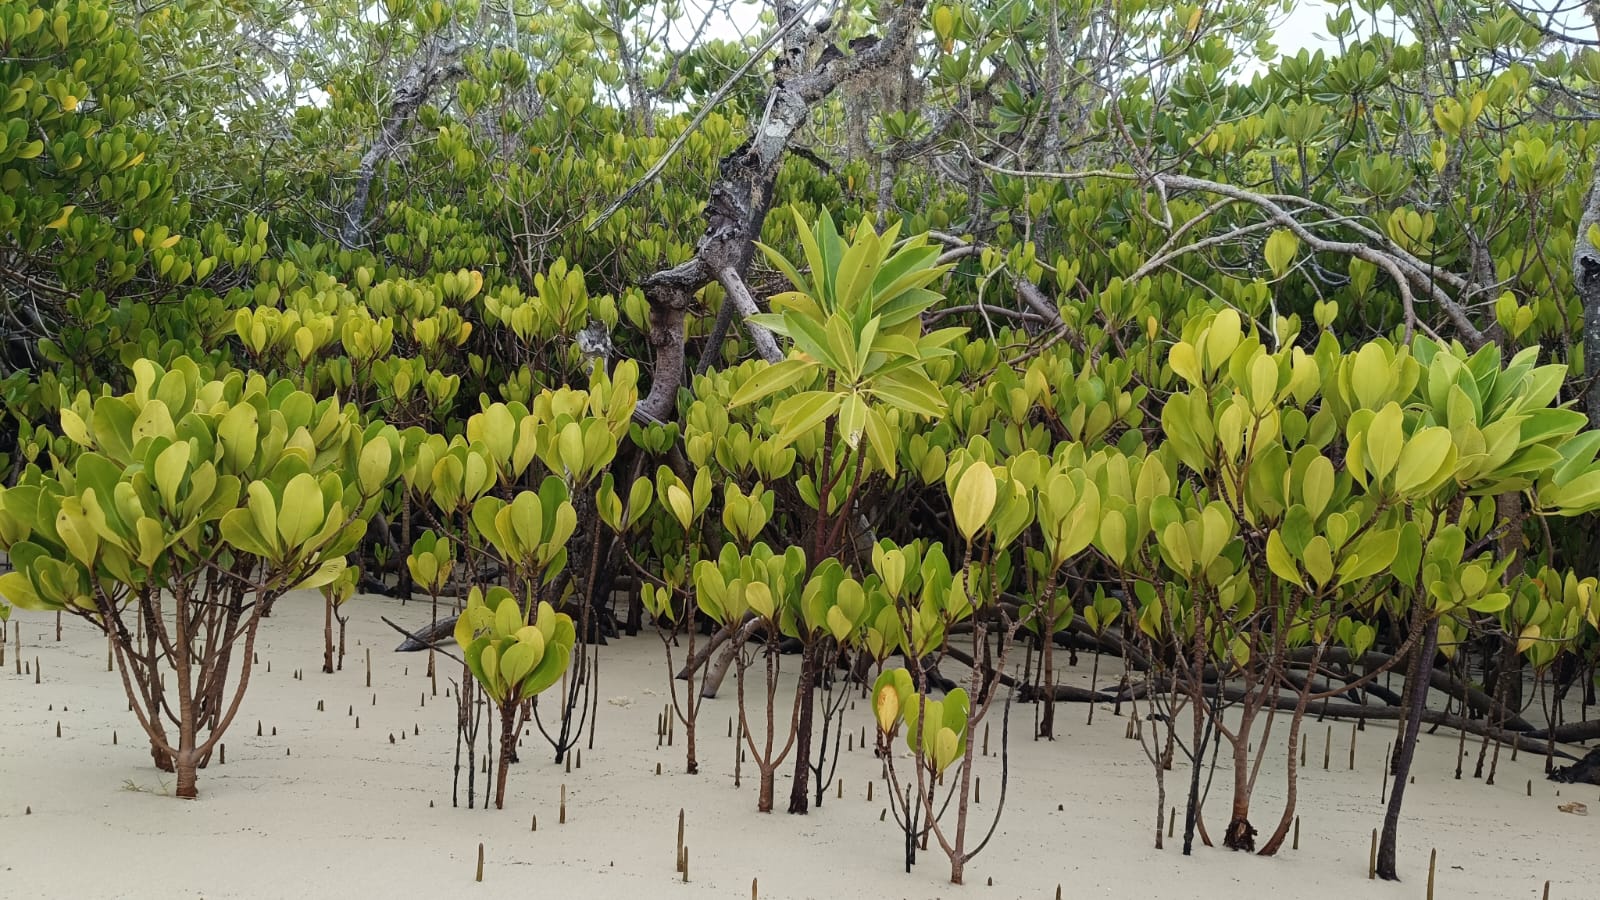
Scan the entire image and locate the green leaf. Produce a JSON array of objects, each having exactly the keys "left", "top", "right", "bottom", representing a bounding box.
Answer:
[
  {"left": 866, "top": 371, "right": 946, "bottom": 417},
  {"left": 499, "top": 635, "right": 542, "bottom": 692},
  {"left": 1395, "top": 426, "right": 1455, "bottom": 496},
  {"left": 1264, "top": 229, "right": 1299, "bottom": 278},
  {"left": 1266, "top": 530, "right": 1303, "bottom": 588},
  {"left": 952, "top": 462, "right": 997, "bottom": 542},
  {"left": 773, "top": 391, "right": 843, "bottom": 446},
  {"left": 277, "top": 473, "right": 325, "bottom": 550},
  {"left": 730, "top": 359, "right": 815, "bottom": 407}
]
